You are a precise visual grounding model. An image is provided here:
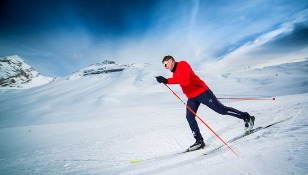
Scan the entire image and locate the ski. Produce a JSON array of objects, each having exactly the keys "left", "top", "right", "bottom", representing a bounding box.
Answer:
[{"left": 203, "top": 116, "right": 293, "bottom": 156}]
